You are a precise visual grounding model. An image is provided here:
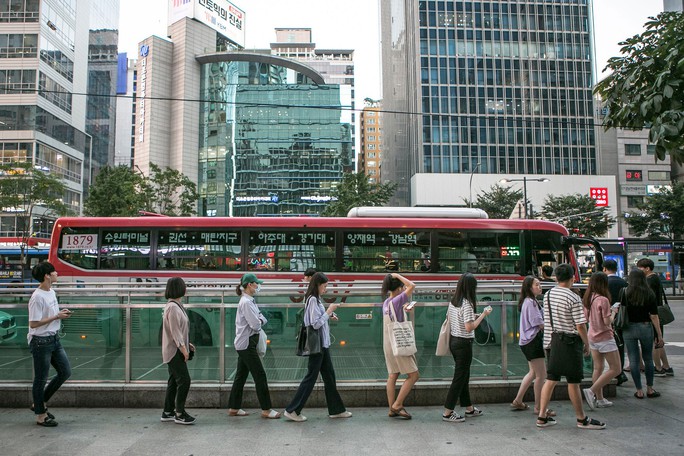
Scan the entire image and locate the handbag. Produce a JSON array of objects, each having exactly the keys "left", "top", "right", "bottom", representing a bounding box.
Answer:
[
  {"left": 257, "top": 328, "right": 267, "bottom": 358},
  {"left": 658, "top": 285, "right": 675, "bottom": 325},
  {"left": 387, "top": 298, "right": 417, "bottom": 357},
  {"left": 295, "top": 298, "right": 322, "bottom": 357},
  {"left": 545, "top": 291, "right": 583, "bottom": 377},
  {"left": 614, "top": 289, "right": 629, "bottom": 330},
  {"left": 435, "top": 306, "right": 451, "bottom": 356}
]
